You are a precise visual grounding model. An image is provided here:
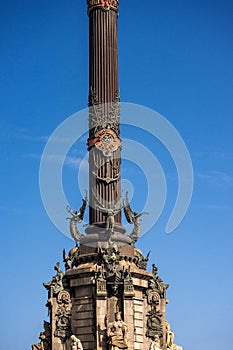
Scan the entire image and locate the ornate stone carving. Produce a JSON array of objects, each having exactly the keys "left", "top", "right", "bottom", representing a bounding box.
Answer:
[
  {"left": 54, "top": 291, "right": 72, "bottom": 343},
  {"left": 31, "top": 321, "right": 51, "bottom": 350},
  {"left": 96, "top": 243, "right": 121, "bottom": 296},
  {"left": 146, "top": 309, "right": 163, "bottom": 339},
  {"left": 43, "top": 263, "right": 65, "bottom": 298},
  {"left": 99, "top": 242, "right": 120, "bottom": 268},
  {"left": 88, "top": 87, "right": 120, "bottom": 138},
  {"left": 63, "top": 245, "right": 80, "bottom": 270},
  {"left": 107, "top": 310, "right": 128, "bottom": 349},
  {"left": 134, "top": 248, "right": 150, "bottom": 270},
  {"left": 148, "top": 264, "right": 169, "bottom": 299},
  {"left": 123, "top": 191, "right": 148, "bottom": 244},
  {"left": 97, "top": 243, "right": 134, "bottom": 297},
  {"left": 106, "top": 265, "right": 123, "bottom": 297},
  {"left": 70, "top": 335, "right": 83, "bottom": 350},
  {"left": 147, "top": 290, "right": 160, "bottom": 308},
  {"left": 95, "top": 265, "right": 107, "bottom": 295},
  {"left": 66, "top": 191, "right": 88, "bottom": 242},
  {"left": 123, "top": 267, "right": 134, "bottom": 294},
  {"left": 146, "top": 265, "right": 165, "bottom": 341}
]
